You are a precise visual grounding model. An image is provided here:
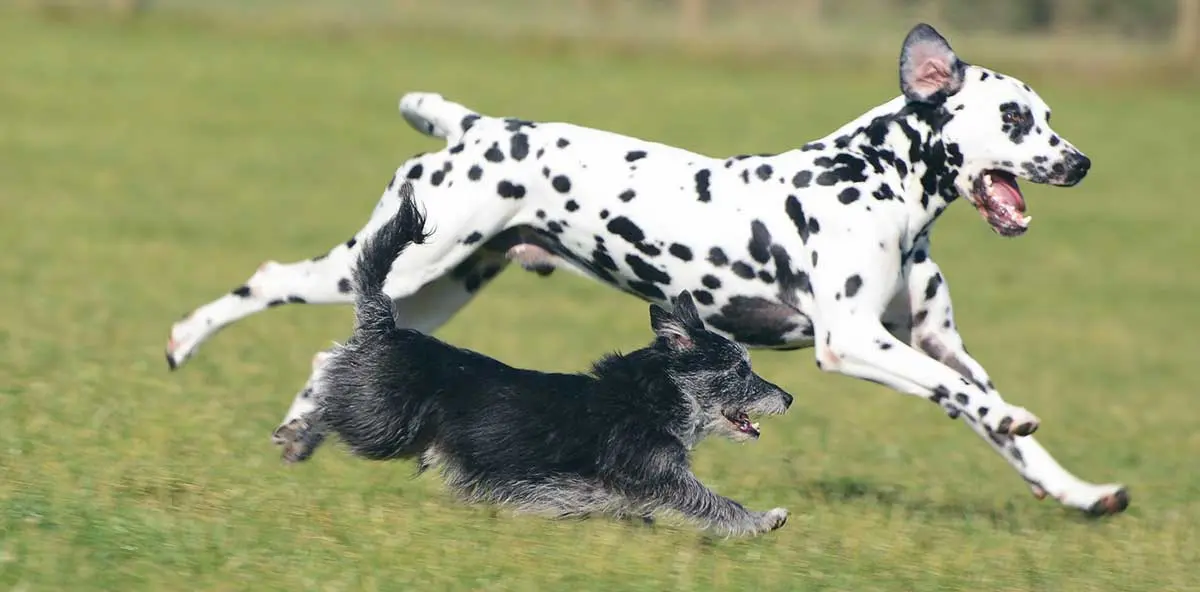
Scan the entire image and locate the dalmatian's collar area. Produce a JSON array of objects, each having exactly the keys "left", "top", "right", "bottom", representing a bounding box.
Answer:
[{"left": 167, "top": 23, "right": 1127, "bottom": 517}]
